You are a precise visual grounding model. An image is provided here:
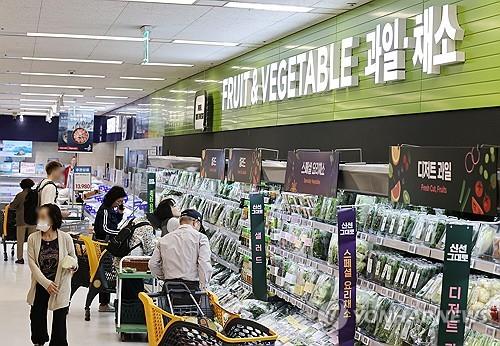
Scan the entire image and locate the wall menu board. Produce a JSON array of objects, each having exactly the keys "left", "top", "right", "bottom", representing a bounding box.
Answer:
[
  {"left": 284, "top": 151, "right": 340, "bottom": 197},
  {"left": 389, "top": 145, "right": 498, "bottom": 216},
  {"left": 200, "top": 149, "right": 225, "bottom": 180},
  {"left": 58, "top": 110, "right": 94, "bottom": 153},
  {"left": 227, "top": 149, "right": 261, "bottom": 184},
  {"left": 0, "top": 140, "right": 33, "bottom": 158}
]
